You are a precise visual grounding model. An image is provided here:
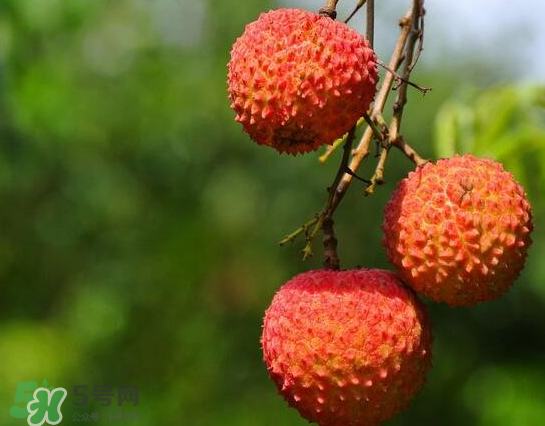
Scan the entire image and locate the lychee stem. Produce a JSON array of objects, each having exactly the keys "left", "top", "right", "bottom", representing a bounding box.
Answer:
[
  {"left": 318, "top": 0, "right": 340, "bottom": 20},
  {"left": 366, "top": 0, "right": 375, "bottom": 48},
  {"left": 393, "top": 136, "right": 427, "bottom": 167},
  {"left": 319, "top": 125, "right": 356, "bottom": 268},
  {"left": 333, "top": 5, "right": 414, "bottom": 201},
  {"left": 322, "top": 216, "right": 339, "bottom": 270},
  {"left": 378, "top": 60, "right": 431, "bottom": 95},
  {"left": 363, "top": 113, "right": 386, "bottom": 143},
  {"left": 345, "top": 0, "right": 367, "bottom": 24}
]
